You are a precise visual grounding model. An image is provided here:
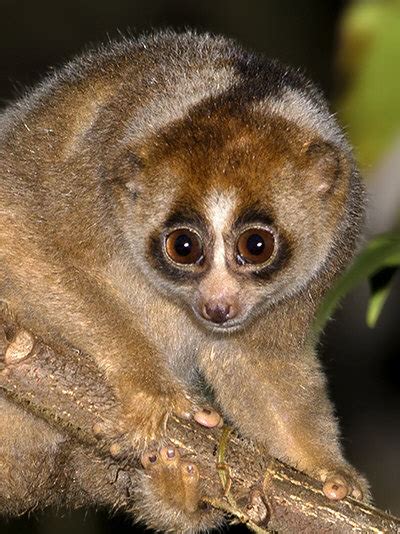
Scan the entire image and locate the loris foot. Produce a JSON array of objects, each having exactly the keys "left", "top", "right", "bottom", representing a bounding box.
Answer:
[
  {"left": 136, "top": 445, "right": 223, "bottom": 532},
  {"left": 132, "top": 412, "right": 224, "bottom": 532},
  {"left": 141, "top": 447, "right": 200, "bottom": 513},
  {"left": 321, "top": 469, "right": 368, "bottom": 501}
]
